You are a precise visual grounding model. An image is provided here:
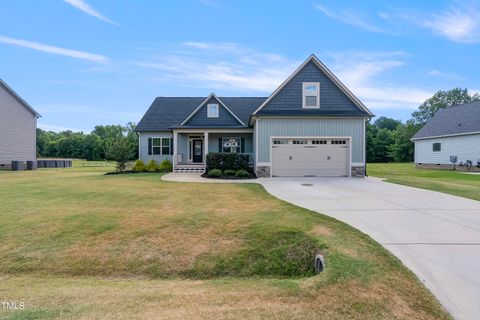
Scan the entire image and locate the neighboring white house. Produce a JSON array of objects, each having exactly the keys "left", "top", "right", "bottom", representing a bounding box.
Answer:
[
  {"left": 0, "top": 79, "right": 40, "bottom": 167},
  {"left": 412, "top": 101, "right": 480, "bottom": 170}
]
